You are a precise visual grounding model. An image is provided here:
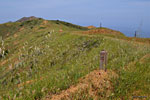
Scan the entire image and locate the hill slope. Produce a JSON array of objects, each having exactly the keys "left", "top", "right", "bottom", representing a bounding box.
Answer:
[
  {"left": 0, "top": 18, "right": 150, "bottom": 100},
  {"left": 0, "top": 17, "right": 88, "bottom": 39}
]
